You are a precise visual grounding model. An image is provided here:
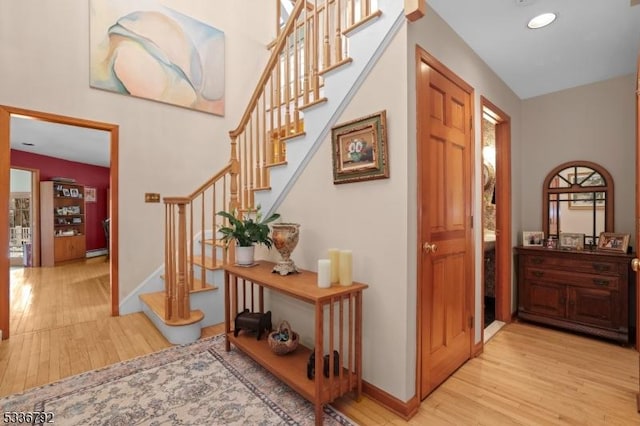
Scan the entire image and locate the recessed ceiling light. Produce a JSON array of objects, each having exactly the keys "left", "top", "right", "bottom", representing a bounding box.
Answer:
[{"left": 527, "top": 12, "right": 557, "bottom": 29}]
